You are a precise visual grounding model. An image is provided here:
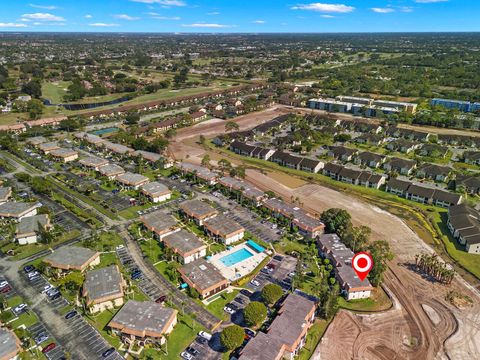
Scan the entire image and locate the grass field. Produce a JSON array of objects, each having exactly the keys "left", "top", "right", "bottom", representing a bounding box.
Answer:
[
  {"left": 337, "top": 287, "right": 392, "bottom": 312},
  {"left": 42, "top": 81, "right": 71, "bottom": 103}
]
